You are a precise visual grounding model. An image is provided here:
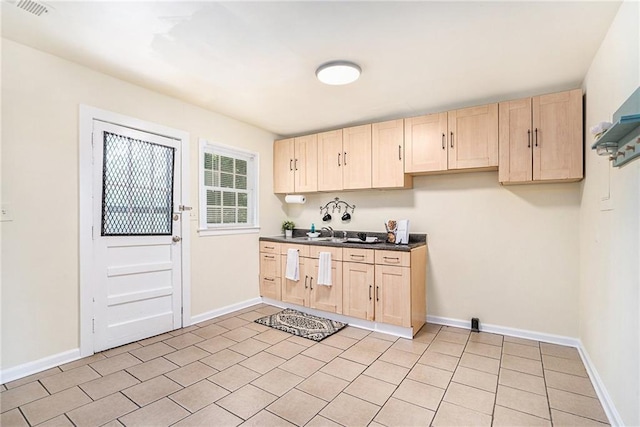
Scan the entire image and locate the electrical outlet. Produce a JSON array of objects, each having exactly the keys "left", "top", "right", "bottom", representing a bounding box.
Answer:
[
  {"left": 1, "top": 204, "right": 13, "bottom": 222},
  {"left": 471, "top": 317, "right": 480, "bottom": 332}
]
